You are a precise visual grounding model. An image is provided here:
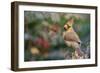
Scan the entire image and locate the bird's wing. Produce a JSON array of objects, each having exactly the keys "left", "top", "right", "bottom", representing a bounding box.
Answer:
[{"left": 64, "top": 31, "right": 81, "bottom": 43}]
